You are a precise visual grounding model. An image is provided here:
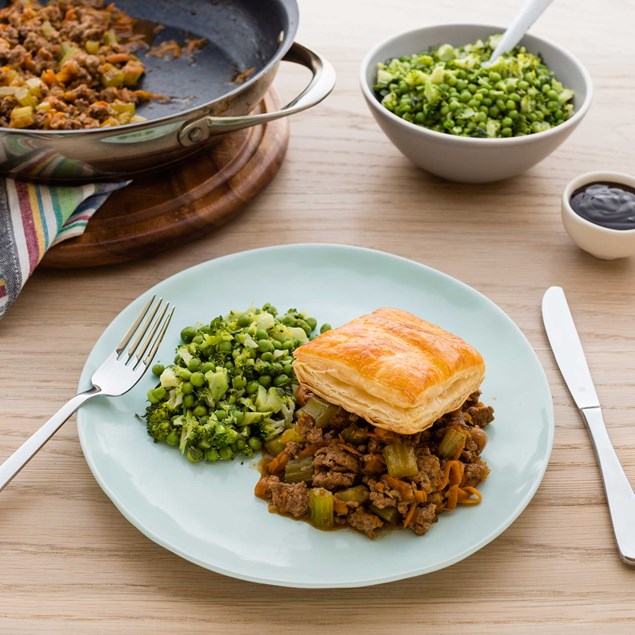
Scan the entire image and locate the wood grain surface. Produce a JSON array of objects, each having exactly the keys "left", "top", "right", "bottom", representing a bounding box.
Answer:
[
  {"left": 42, "top": 91, "right": 289, "bottom": 268},
  {"left": 1, "top": 0, "right": 635, "bottom": 633}
]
